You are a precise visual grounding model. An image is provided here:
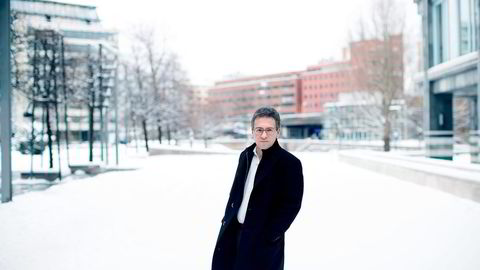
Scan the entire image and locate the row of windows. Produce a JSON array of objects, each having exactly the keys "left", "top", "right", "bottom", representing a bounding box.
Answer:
[
  {"left": 302, "top": 102, "right": 324, "bottom": 109},
  {"left": 231, "top": 103, "right": 295, "bottom": 112},
  {"left": 303, "top": 82, "right": 349, "bottom": 90},
  {"left": 63, "top": 30, "right": 115, "bottom": 40},
  {"left": 302, "top": 73, "right": 347, "bottom": 81},
  {"left": 210, "top": 84, "right": 295, "bottom": 97},
  {"left": 218, "top": 93, "right": 295, "bottom": 103},
  {"left": 304, "top": 92, "right": 338, "bottom": 99}
]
